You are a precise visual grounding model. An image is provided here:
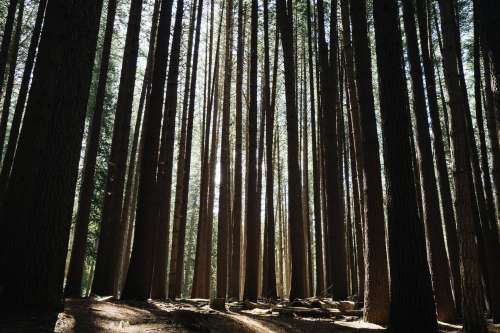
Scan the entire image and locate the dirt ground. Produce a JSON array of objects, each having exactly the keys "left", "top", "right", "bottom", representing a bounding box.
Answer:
[{"left": 1, "top": 298, "right": 499, "bottom": 332}]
